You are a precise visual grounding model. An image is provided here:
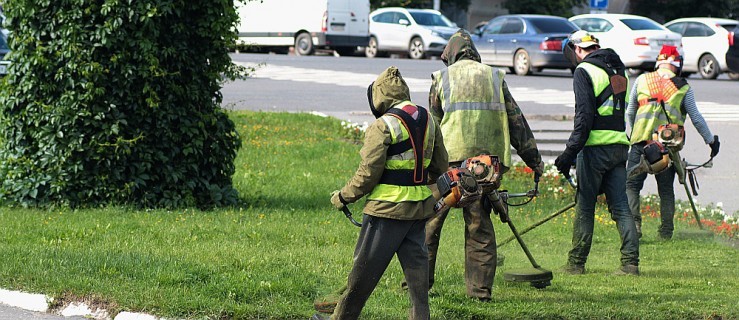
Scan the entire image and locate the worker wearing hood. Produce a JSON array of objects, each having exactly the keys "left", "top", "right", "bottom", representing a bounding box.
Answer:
[
  {"left": 325, "top": 66, "right": 447, "bottom": 319},
  {"left": 425, "top": 29, "right": 543, "bottom": 301}
]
